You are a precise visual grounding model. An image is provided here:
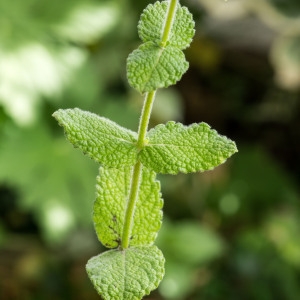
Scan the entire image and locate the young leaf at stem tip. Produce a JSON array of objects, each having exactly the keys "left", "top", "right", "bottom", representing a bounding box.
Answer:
[
  {"left": 127, "top": 42, "right": 188, "bottom": 94},
  {"left": 126, "top": 0, "right": 195, "bottom": 94},
  {"left": 138, "top": 0, "right": 195, "bottom": 49}
]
